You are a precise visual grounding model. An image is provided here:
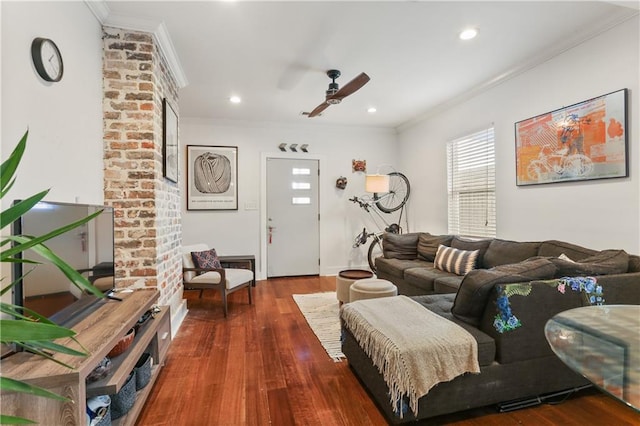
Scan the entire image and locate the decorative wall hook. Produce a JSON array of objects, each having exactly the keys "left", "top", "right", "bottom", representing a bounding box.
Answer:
[
  {"left": 301, "top": 144, "right": 309, "bottom": 152},
  {"left": 352, "top": 159, "right": 366, "bottom": 173},
  {"left": 278, "top": 143, "right": 287, "bottom": 152},
  {"left": 289, "top": 144, "right": 298, "bottom": 152},
  {"left": 336, "top": 176, "right": 348, "bottom": 190}
]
